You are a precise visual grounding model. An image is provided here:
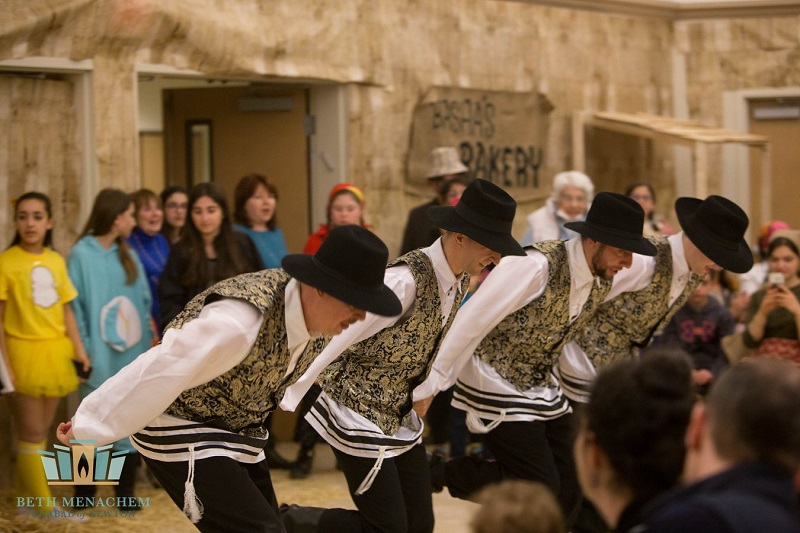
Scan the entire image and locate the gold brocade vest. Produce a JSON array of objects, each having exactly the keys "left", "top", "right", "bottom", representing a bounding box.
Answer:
[
  {"left": 475, "top": 240, "right": 612, "bottom": 391},
  {"left": 320, "top": 249, "right": 470, "bottom": 435},
  {"left": 574, "top": 236, "right": 703, "bottom": 369},
  {"left": 165, "top": 270, "right": 327, "bottom": 439}
]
